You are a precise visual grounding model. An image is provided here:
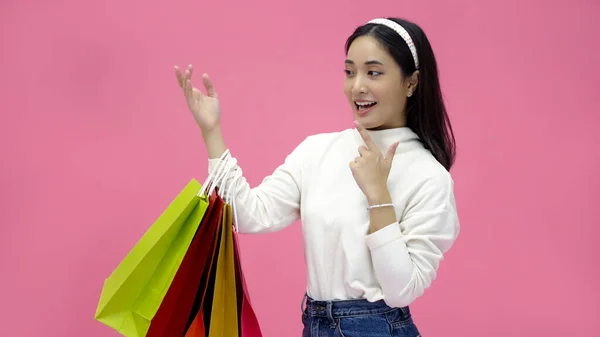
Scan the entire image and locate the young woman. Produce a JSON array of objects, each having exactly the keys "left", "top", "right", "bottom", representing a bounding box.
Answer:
[{"left": 175, "top": 17, "right": 459, "bottom": 337}]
